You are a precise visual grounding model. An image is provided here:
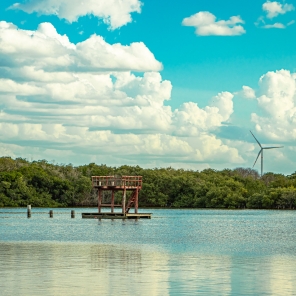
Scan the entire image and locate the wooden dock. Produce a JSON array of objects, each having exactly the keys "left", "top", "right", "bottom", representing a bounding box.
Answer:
[
  {"left": 83, "top": 175, "right": 152, "bottom": 219},
  {"left": 82, "top": 212, "right": 151, "bottom": 219}
]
